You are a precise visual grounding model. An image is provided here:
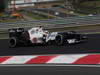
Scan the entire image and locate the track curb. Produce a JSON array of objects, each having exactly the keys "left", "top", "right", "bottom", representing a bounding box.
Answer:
[{"left": 0, "top": 54, "right": 100, "bottom": 64}]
